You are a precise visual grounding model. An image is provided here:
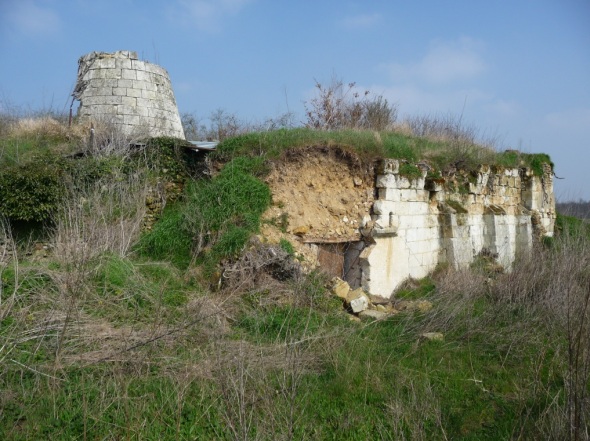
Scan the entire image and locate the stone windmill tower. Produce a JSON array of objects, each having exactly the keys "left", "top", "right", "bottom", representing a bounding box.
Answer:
[{"left": 72, "top": 50, "right": 185, "bottom": 139}]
